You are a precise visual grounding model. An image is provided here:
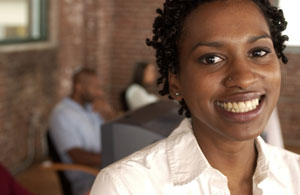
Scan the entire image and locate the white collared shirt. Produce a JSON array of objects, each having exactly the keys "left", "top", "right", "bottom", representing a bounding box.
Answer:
[
  {"left": 91, "top": 119, "right": 300, "bottom": 195},
  {"left": 126, "top": 84, "right": 158, "bottom": 110}
]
